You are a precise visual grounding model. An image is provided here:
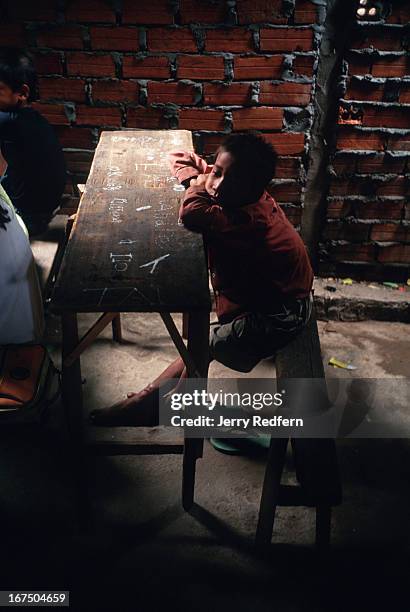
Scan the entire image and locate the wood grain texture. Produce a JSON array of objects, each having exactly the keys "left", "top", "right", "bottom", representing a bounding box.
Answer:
[{"left": 51, "top": 129, "right": 211, "bottom": 313}]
